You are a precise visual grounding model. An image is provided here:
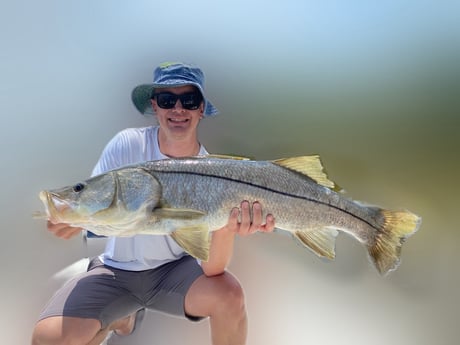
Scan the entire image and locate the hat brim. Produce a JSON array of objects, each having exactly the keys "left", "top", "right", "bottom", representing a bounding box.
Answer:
[{"left": 131, "top": 82, "right": 219, "bottom": 117}]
